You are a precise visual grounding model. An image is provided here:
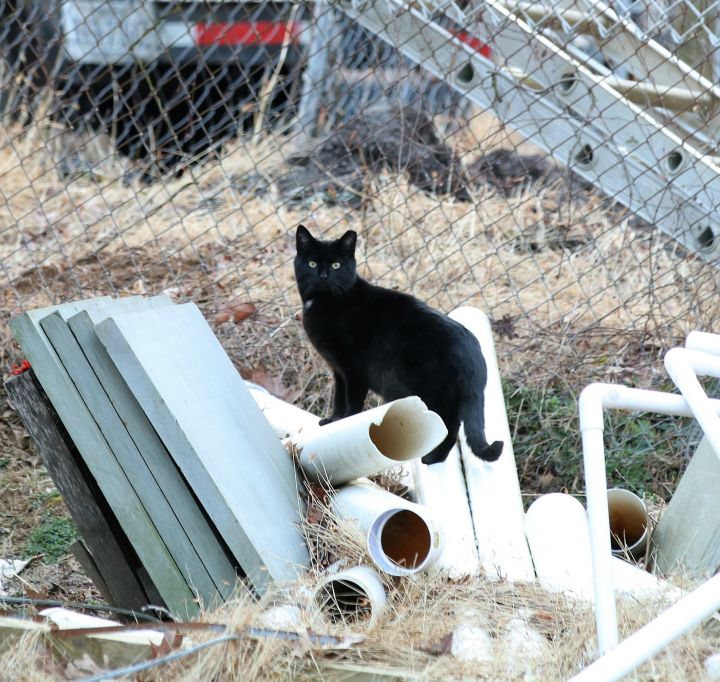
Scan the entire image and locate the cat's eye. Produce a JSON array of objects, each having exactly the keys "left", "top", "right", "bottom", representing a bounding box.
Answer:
[
  {"left": 331, "top": 262, "right": 341, "bottom": 270},
  {"left": 308, "top": 260, "right": 317, "bottom": 268}
]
